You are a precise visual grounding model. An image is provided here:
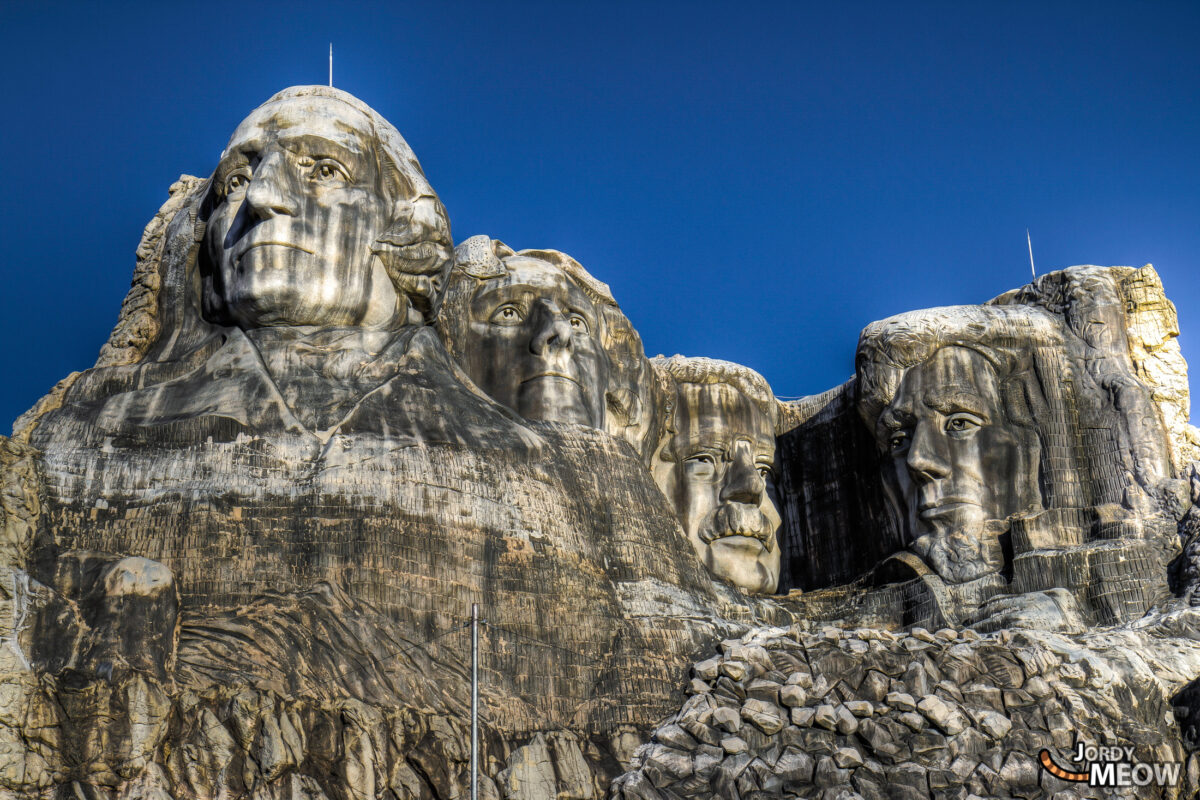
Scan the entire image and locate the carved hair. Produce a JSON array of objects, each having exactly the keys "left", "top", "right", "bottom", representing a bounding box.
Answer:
[
  {"left": 438, "top": 236, "right": 618, "bottom": 359},
  {"left": 439, "top": 236, "right": 661, "bottom": 460},
  {"left": 197, "top": 86, "right": 453, "bottom": 324},
  {"left": 855, "top": 304, "right": 1064, "bottom": 436},
  {"left": 653, "top": 355, "right": 779, "bottom": 434}
]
